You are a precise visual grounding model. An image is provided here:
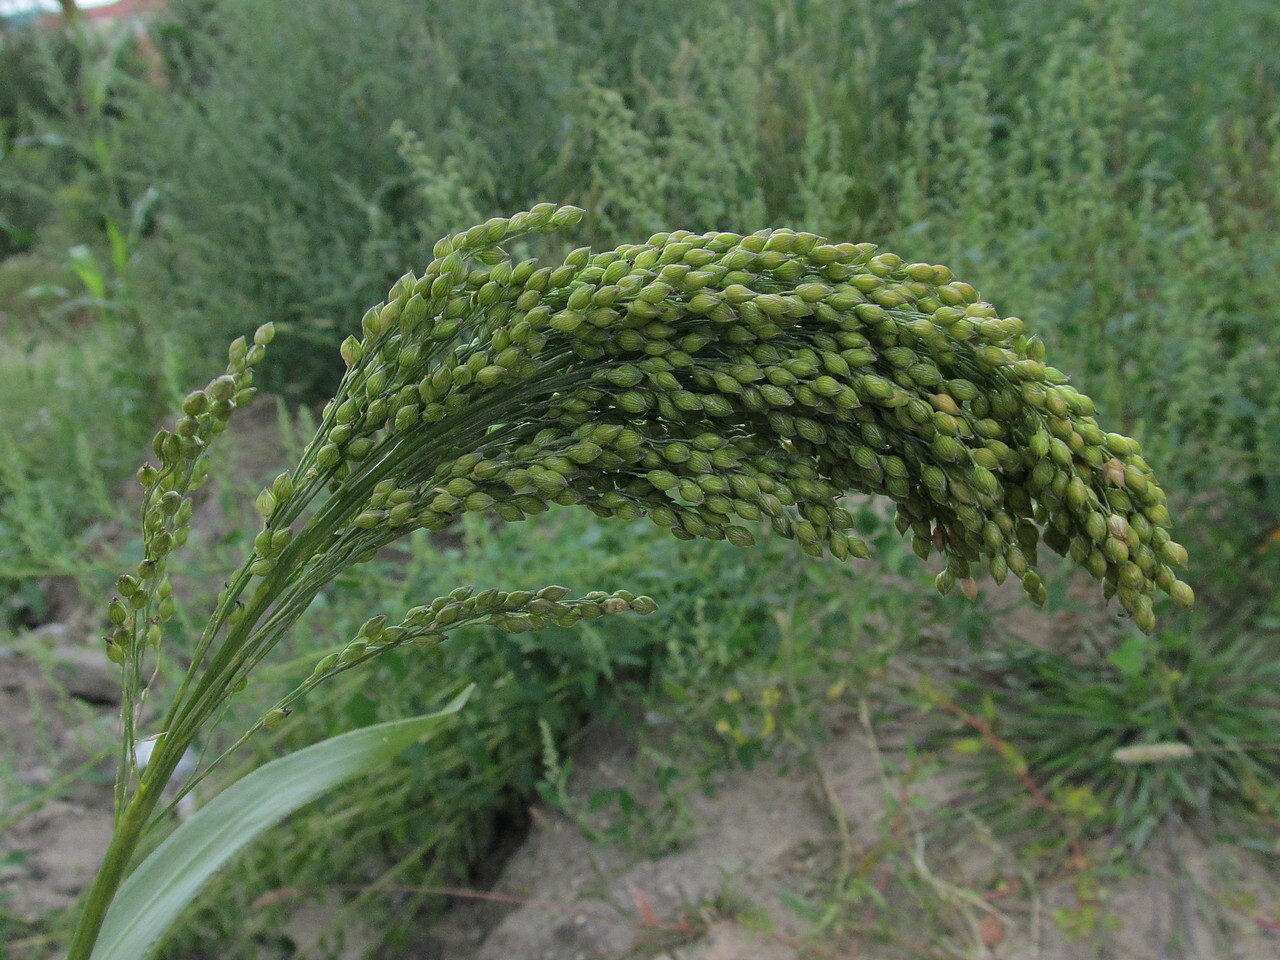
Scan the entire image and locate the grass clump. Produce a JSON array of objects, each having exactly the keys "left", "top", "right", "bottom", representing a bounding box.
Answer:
[{"left": 951, "top": 628, "right": 1280, "bottom": 852}]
